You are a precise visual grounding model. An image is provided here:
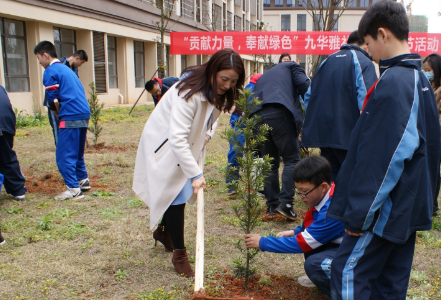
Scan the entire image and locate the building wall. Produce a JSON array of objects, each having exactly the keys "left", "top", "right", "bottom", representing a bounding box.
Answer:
[{"left": 1, "top": 0, "right": 264, "bottom": 113}]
